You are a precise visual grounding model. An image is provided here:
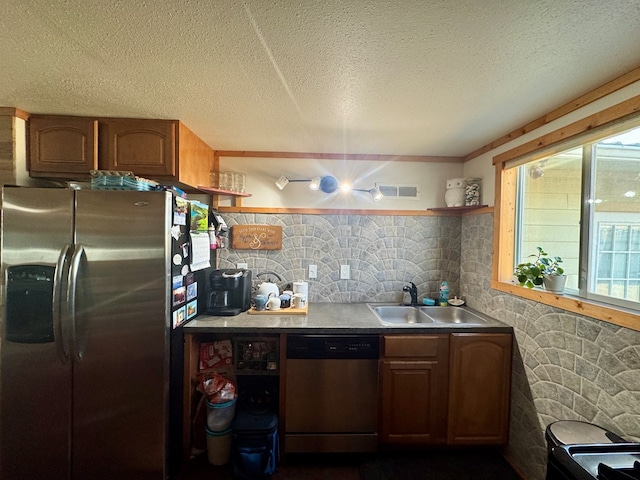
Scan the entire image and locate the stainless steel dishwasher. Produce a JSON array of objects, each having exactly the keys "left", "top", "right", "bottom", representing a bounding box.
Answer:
[{"left": 284, "top": 334, "right": 380, "bottom": 453}]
